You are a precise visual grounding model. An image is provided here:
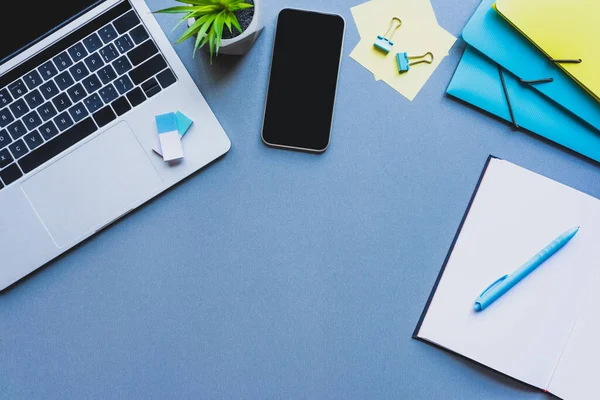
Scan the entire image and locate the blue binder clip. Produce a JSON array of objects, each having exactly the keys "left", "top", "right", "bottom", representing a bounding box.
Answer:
[
  {"left": 396, "top": 51, "right": 434, "bottom": 73},
  {"left": 374, "top": 17, "right": 402, "bottom": 54}
]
